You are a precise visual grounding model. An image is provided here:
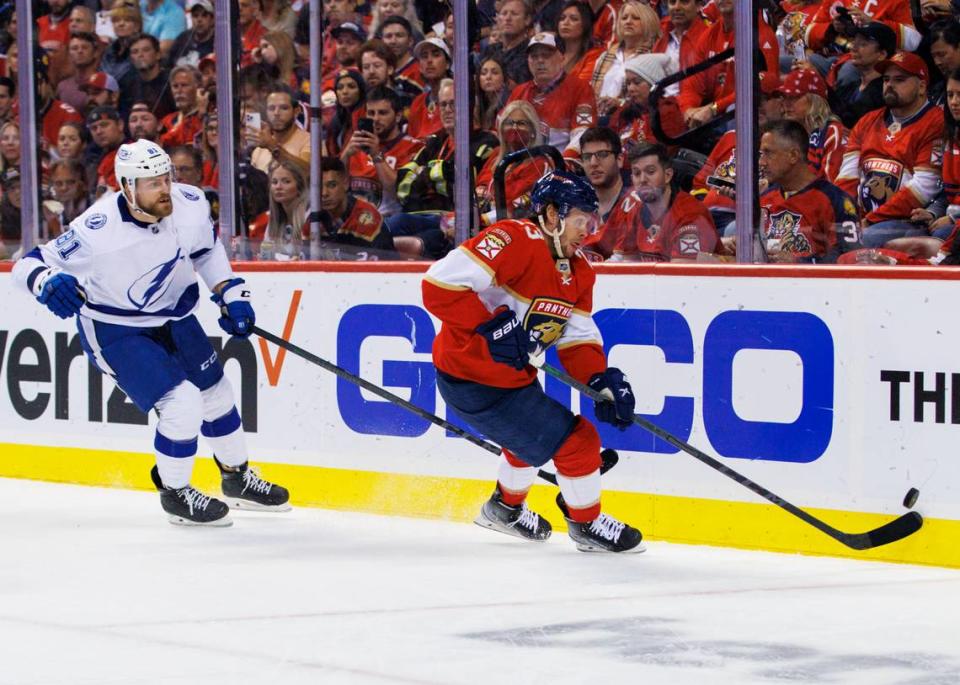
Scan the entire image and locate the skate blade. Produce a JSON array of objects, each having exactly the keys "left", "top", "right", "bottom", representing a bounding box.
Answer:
[
  {"left": 574, "top": 541, "right": 646, "bottom": 554},
  {"left": 473, "top": 515, "right": 551, "bottom": 541},
  {"left": 167, "top": 513, "right": 233, "bottom": 527},
  {"left": 224, "top": 497, "right": 292, "bottom": 512}
]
